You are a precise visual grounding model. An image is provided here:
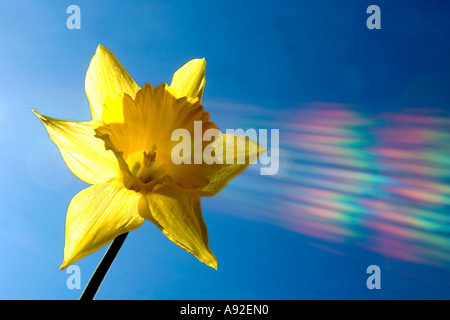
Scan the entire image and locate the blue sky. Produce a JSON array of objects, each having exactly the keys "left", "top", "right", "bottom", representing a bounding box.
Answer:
[{"left": 1, "top": 0, "right": 450, "bottom": 299}]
